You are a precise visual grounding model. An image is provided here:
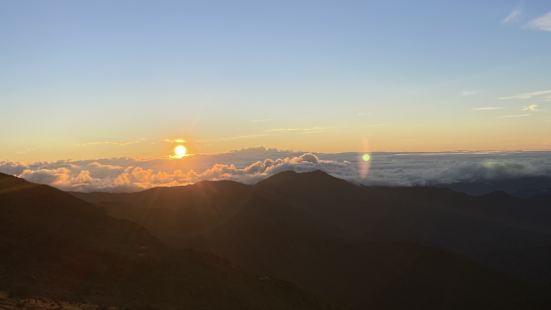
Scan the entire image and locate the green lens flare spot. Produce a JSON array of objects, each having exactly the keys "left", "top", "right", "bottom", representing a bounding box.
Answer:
[{"left": 362, "top": 154, "right": 371, "bottom": 162}]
